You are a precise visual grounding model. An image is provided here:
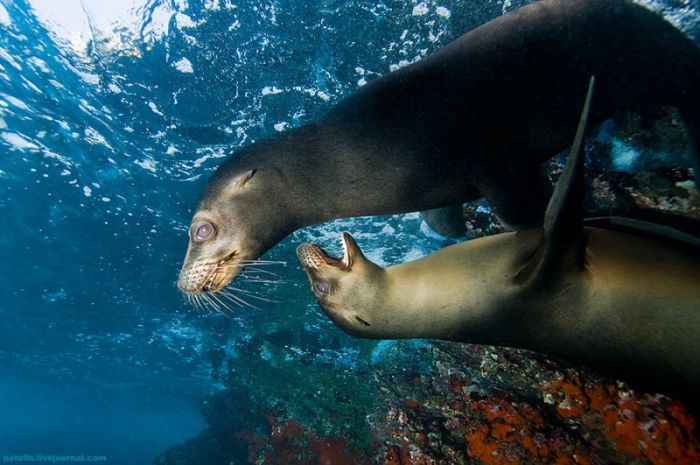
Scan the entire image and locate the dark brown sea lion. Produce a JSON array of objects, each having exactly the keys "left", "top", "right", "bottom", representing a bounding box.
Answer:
[
  {"left": 179, "top": 0, "right": 700, "bottom": 296},
  {"left": 297, "top": 79, "right": 700, "bottom": 408}
]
